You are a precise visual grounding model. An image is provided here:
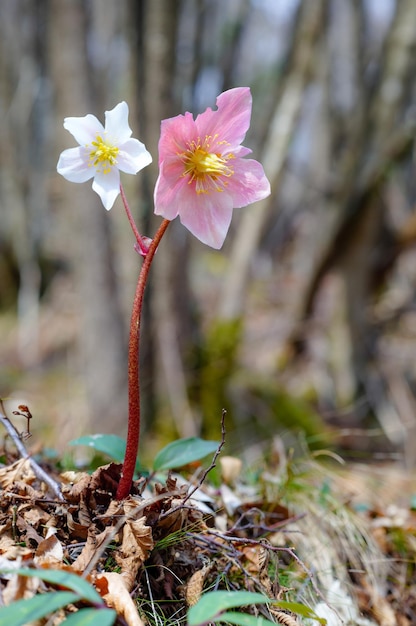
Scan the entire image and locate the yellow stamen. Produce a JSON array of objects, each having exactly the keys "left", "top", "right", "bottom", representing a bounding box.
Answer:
[
  {"left": 89, "top": 135, "right": 119, "bottom": 174},
  {"left": 180, "top": 136, "right": 234, "bottom": 194}
]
